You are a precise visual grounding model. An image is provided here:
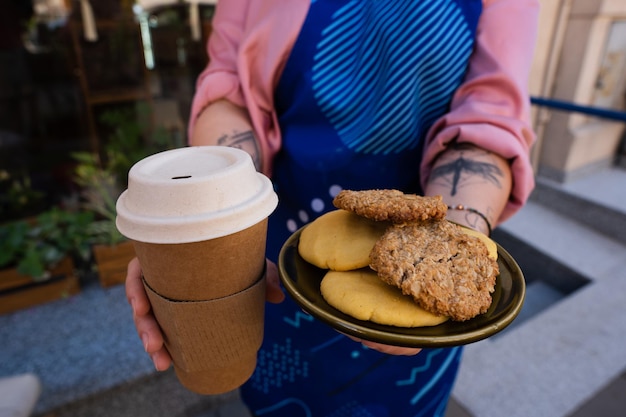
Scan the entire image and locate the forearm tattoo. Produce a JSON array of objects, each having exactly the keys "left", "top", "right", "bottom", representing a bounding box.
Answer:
[
  {"left": 217, "top": 130, "right": 262, "bottom": 171},
  {"left": 429, "top": 143, "right": 503, "bottom": 196}
]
